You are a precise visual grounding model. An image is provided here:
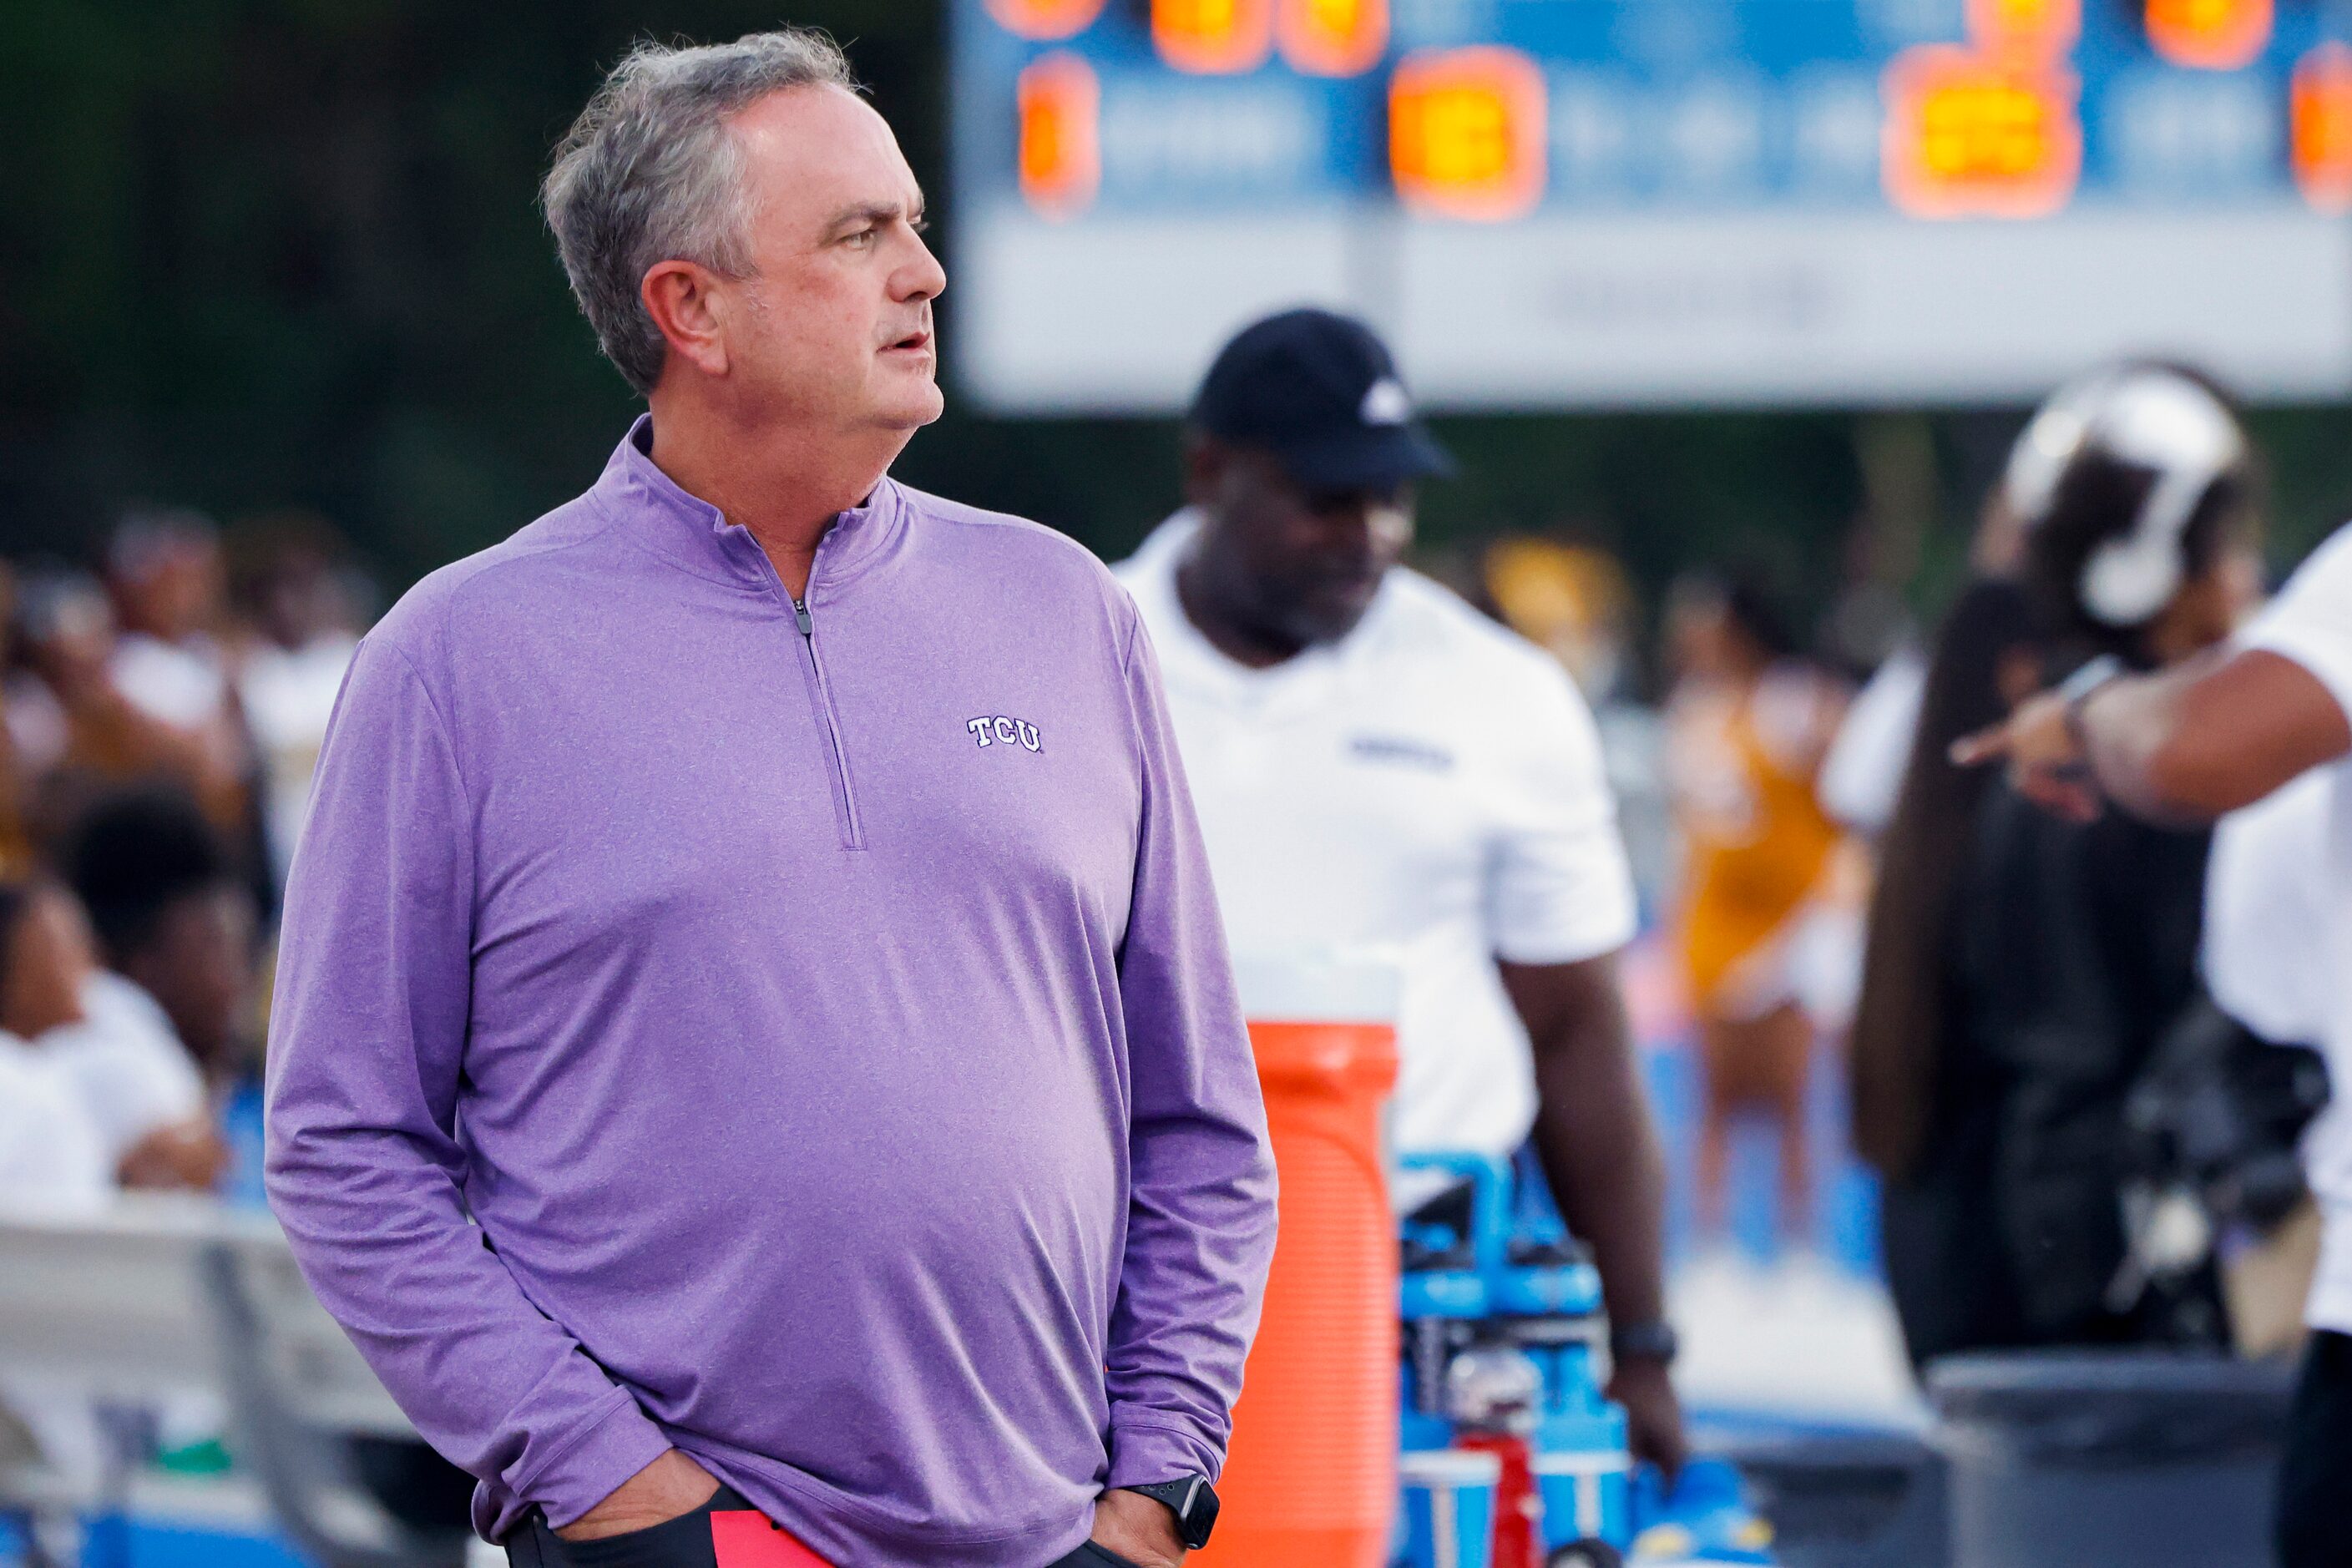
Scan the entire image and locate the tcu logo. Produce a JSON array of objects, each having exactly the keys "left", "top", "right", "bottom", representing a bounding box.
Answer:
[{"left": 967, "top": 715, "right": 1043, "bottom": 753}]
